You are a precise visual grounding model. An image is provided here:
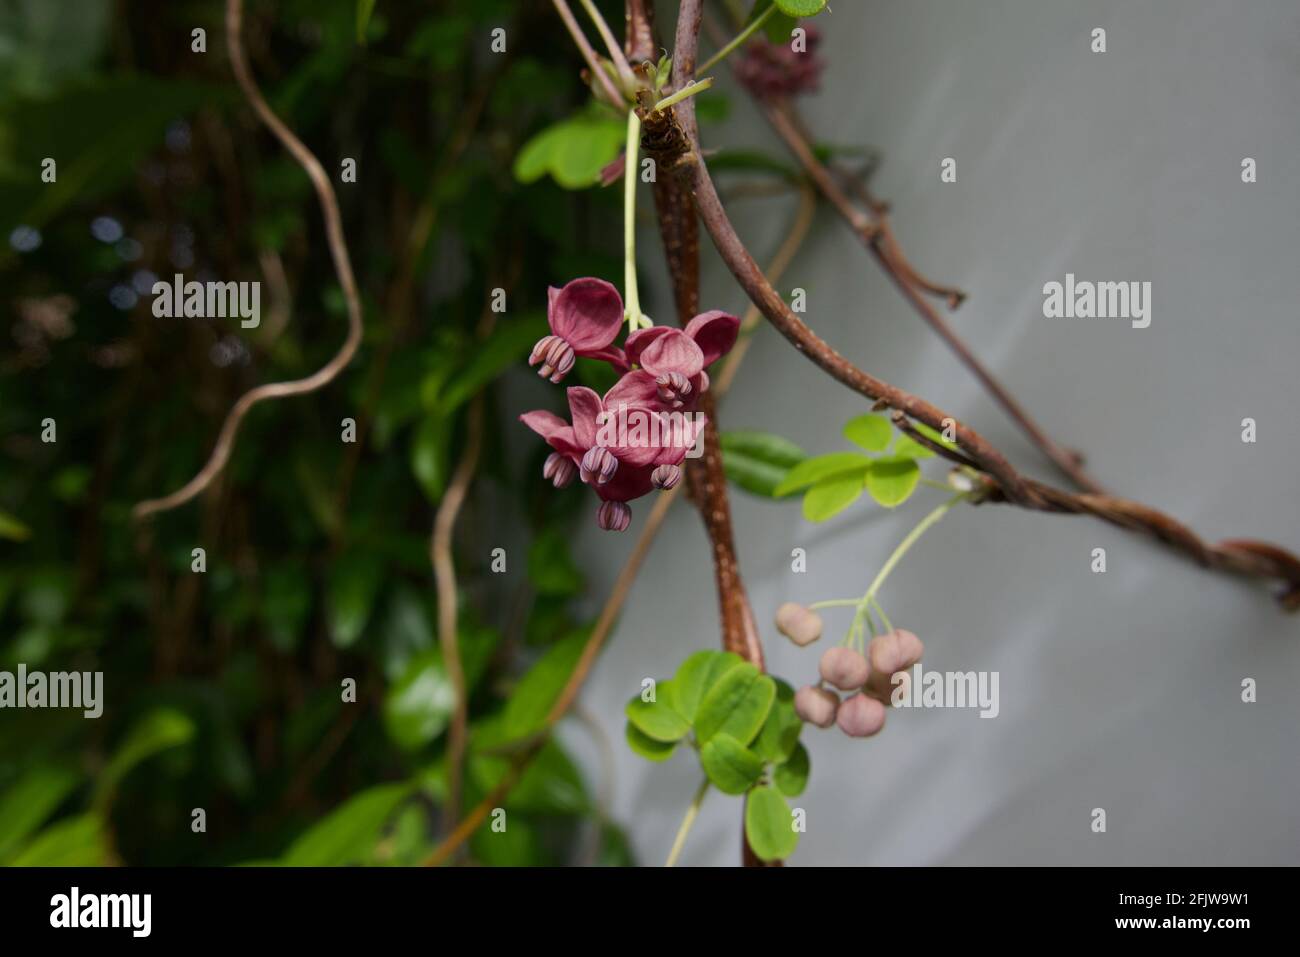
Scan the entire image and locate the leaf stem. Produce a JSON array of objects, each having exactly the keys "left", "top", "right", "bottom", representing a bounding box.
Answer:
[
  {"left": 623, "top": 108, "right": 645, "bottom": 331},
  {"left": 665, "top": 778, "right": 710, "bottom": 867},
  {"left": 699, "top": 4, "right": 775, "bottom": 75},
  {"left": 651, "top": 77, "right": 714, "bottom": 113},
  {"left": 860, "top": 491, "right": 969, "bottom": 609}
]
